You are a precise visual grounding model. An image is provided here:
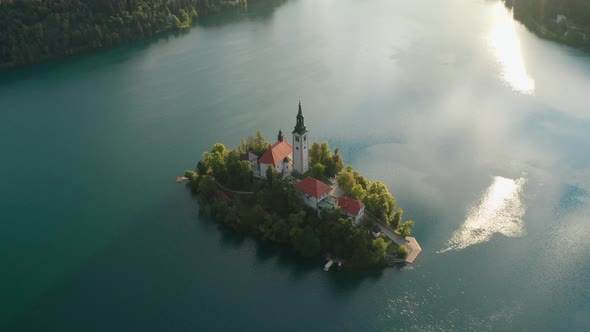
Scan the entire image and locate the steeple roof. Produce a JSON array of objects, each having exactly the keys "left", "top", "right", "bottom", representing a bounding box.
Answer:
[{"left": 292, "top": 100, "right": 308, "bottom": 135}]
